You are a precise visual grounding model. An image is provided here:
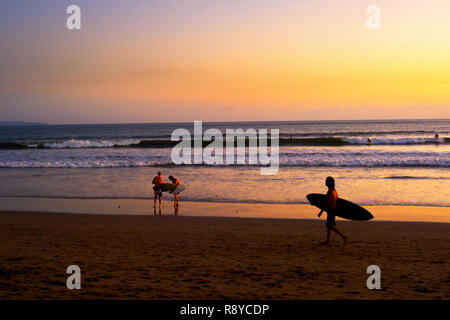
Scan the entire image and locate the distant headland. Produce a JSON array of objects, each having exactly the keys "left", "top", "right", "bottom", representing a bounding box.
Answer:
[{"left": 0, "top": 121, "right": 48, "bottom": 126}]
